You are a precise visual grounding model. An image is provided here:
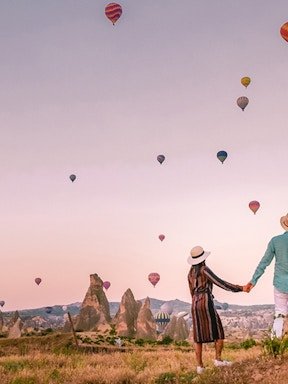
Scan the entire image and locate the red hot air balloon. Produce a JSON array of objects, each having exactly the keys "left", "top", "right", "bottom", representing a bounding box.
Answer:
[
  {"left": 280, "top": 22, "right": 288, "bottom": 42},
  {"left": 105, "top": 3, "right": 122, "bottom": 25},
  {"left": 159, "top": 234, "right": 165, "bottom": 242},
  {"left": 249, "top": 200, "right": 260, "bottom": 215},
  {"left": 148, "top": 272, "right": 160, "bottom": 287},
  {"left": 0, "top": 301, "right": 5, "bottom": 307},
  {"left": 103, "top": 281, "right": 111, "bottom": 290},
  {"left": 35, "top": 278, "right": 42, "bottom": 286}
]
